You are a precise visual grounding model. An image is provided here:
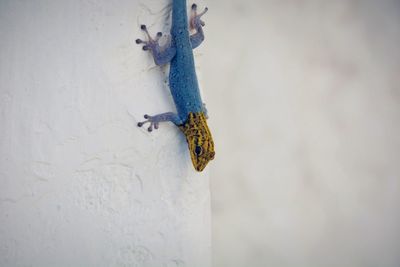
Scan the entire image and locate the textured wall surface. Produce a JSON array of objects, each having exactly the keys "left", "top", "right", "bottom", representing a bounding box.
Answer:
[
  {"left": 203, "top": 0, "right": 400, "bottom": 267},
  {"left": 0, "top": 1, "right": 211, "bottom": 267}
]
